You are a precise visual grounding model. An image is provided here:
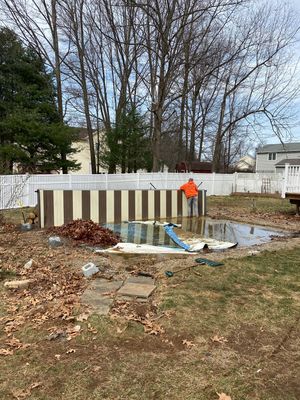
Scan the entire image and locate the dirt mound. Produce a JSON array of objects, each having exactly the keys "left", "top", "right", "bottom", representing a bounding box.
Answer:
[{"left": 48, "top": 219, "right": 120, "bottom": 247}]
